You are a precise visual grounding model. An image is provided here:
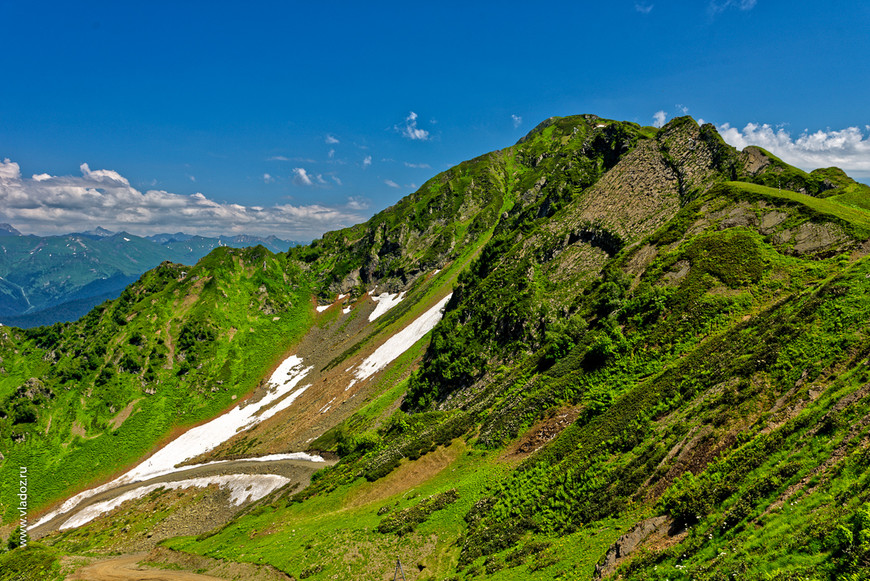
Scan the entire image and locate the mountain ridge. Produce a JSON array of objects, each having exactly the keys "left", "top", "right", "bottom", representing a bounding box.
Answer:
[
  {"left": 0, "top": 230, "right": 303, "bottom": 327},
  {"left": 1, "top": 114, "right": 870, "bottom": 580}
]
